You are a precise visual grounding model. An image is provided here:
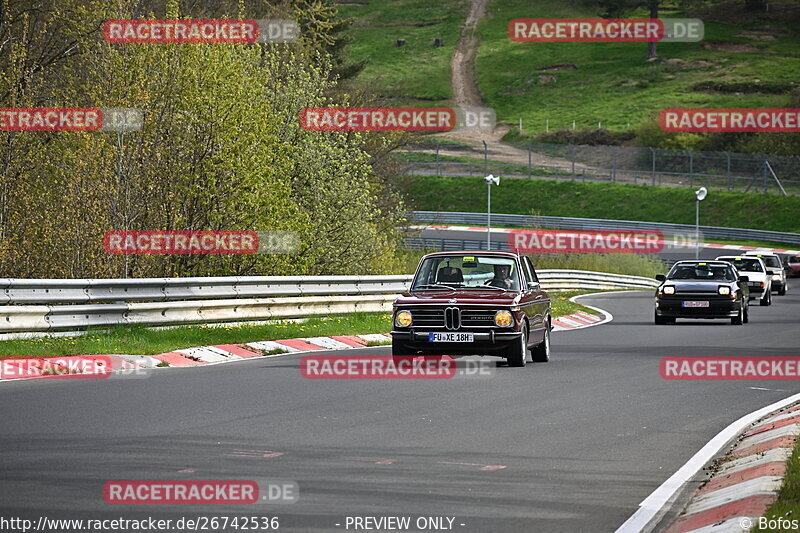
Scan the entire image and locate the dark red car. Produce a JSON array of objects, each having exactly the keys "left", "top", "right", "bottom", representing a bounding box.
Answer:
[
  {"left": 786, "top": 255, "right": 800, "bottom": 278},
  {"left": 391, "top": 251, "right": 552, "bottom": 367}
]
